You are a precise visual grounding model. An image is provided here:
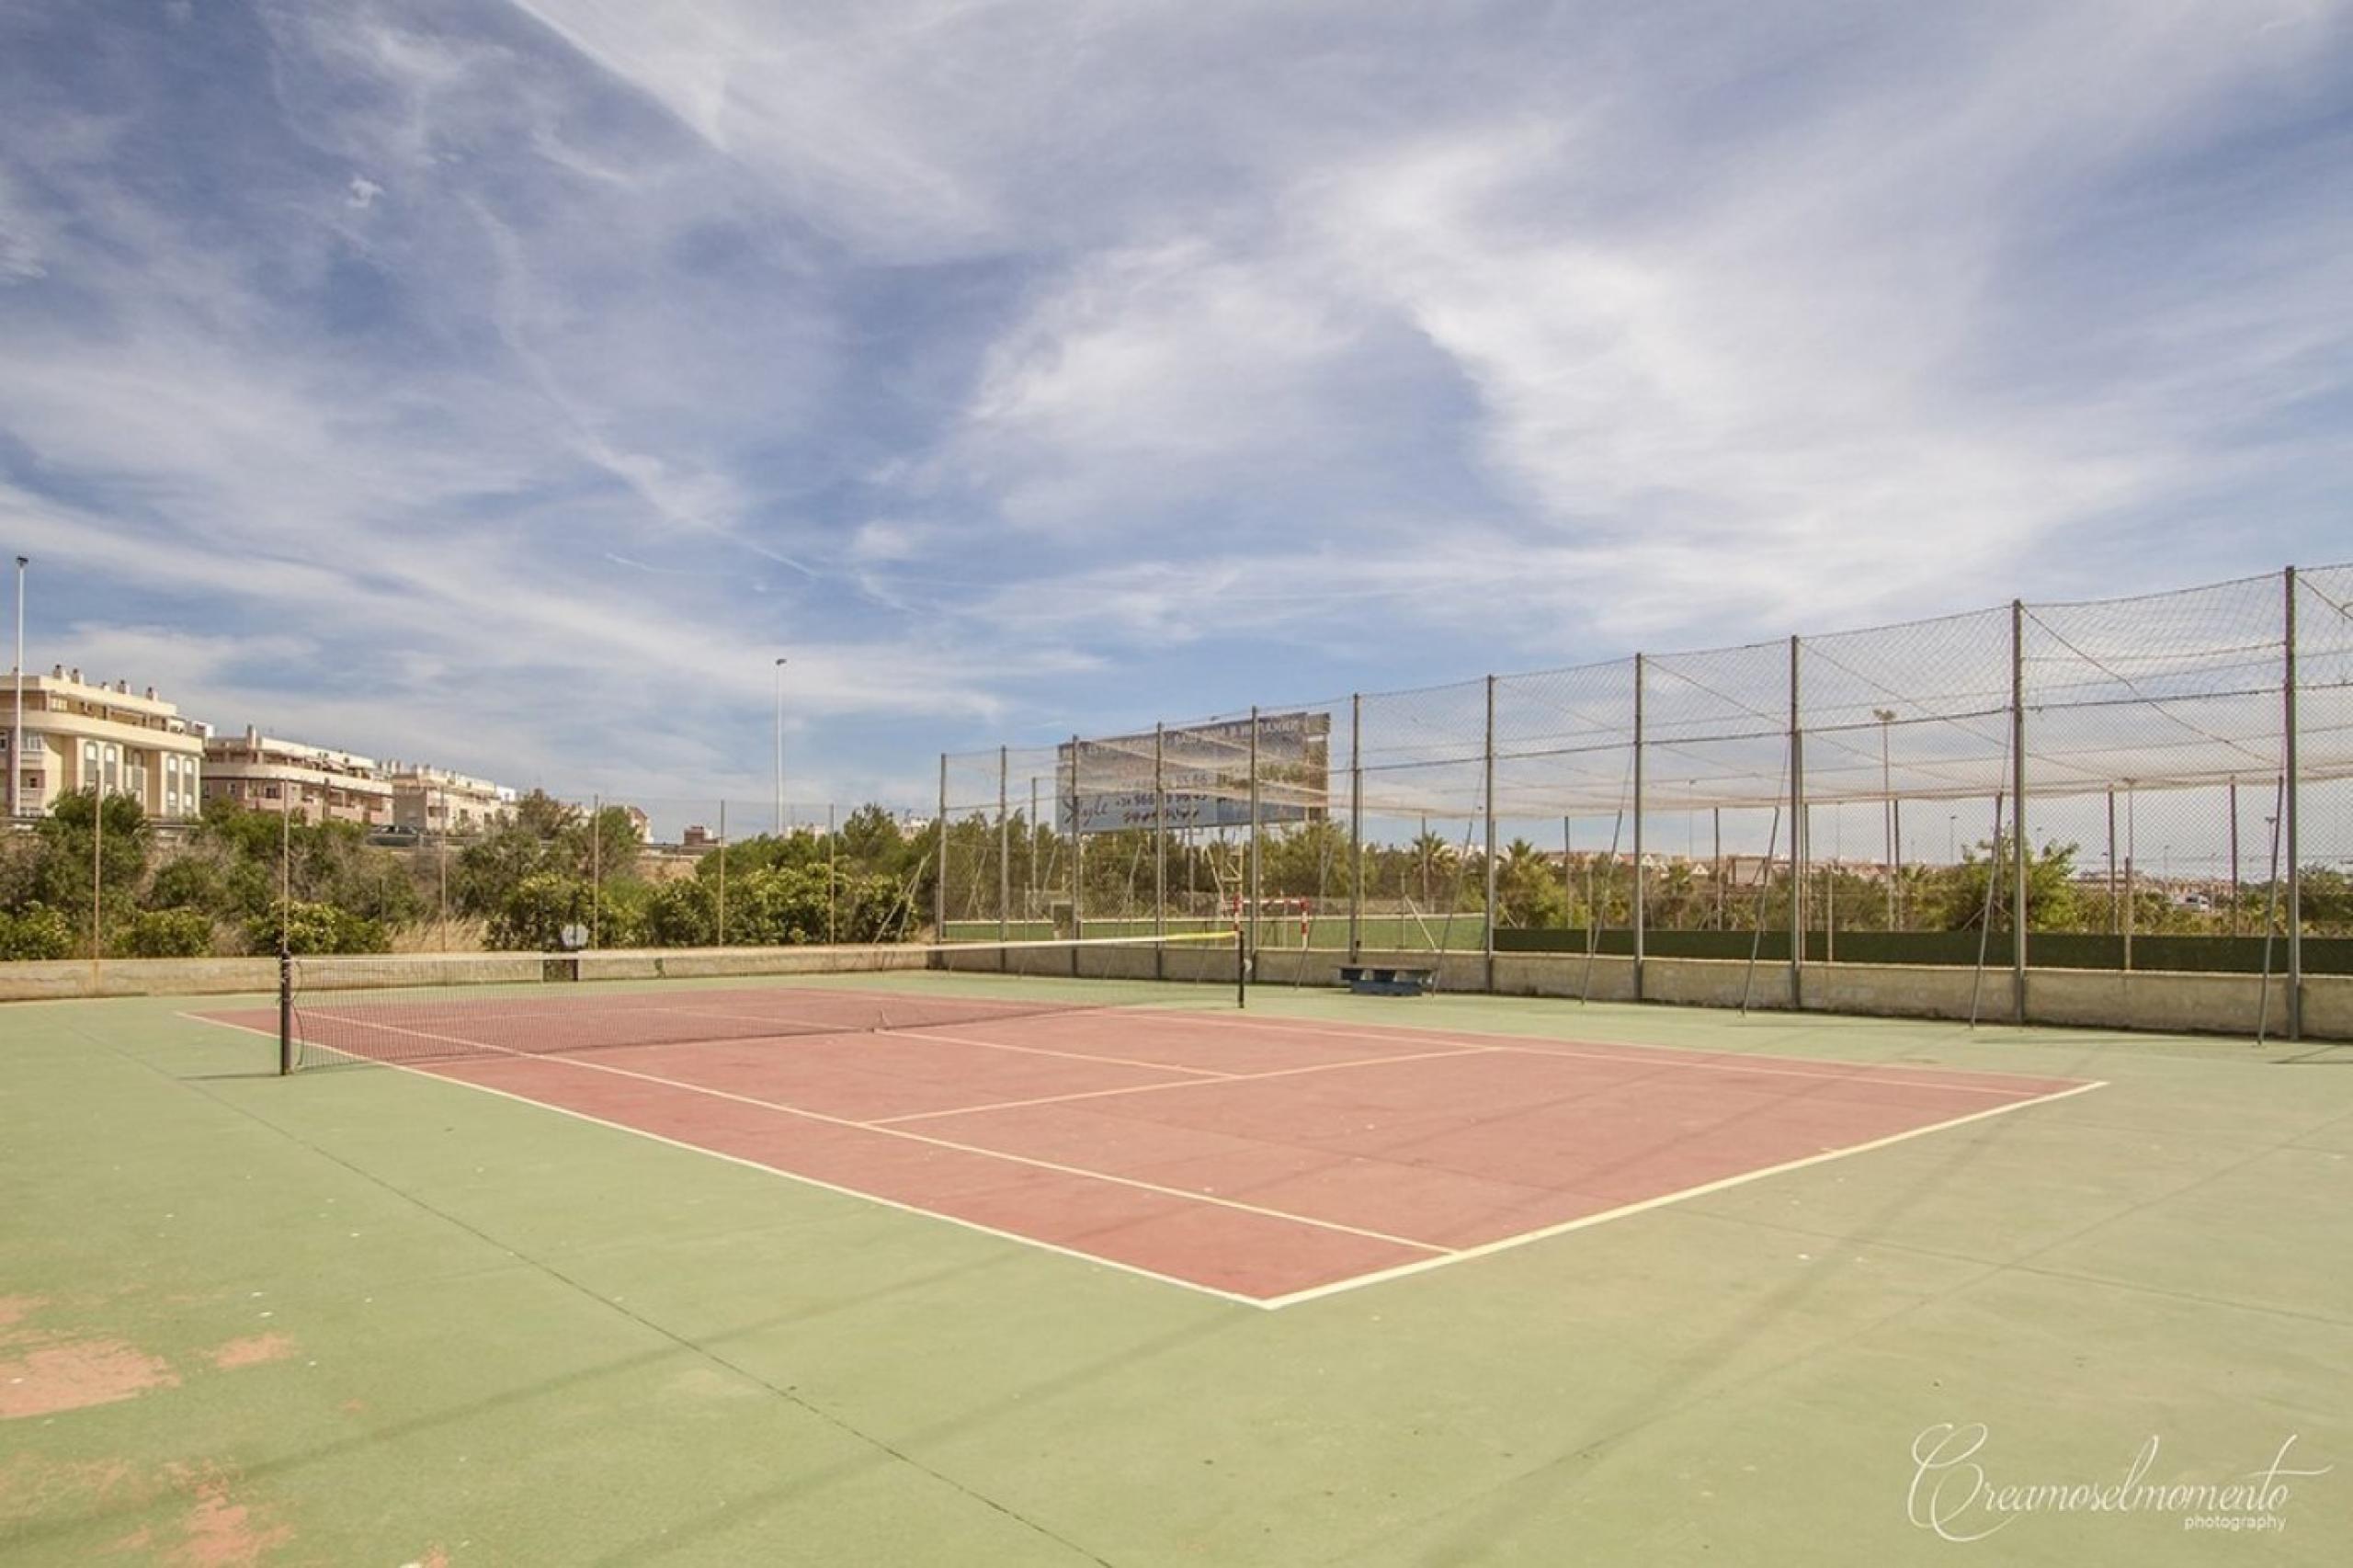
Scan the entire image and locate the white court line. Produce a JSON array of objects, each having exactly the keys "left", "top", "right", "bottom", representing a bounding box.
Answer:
[
  {"left": 187, "top": 1007, "right": 2108, "bottom": 1310},
  {"left": 182, "top": 1011, "right": 1276, "bottom": 1311},
  {"left": 868, "top": 1044, "right": 1508, "bottom": 1125},
  {"left": 682, "top": 1007, "right": 1251, "bottom": 1083},
  {"left": 294, "top": 1009, "right": 1445, "bottom": 1255},
  {"left": 1255, "top": 1078, "right": 2112, "bottom": 1309},
  {"left": 1163, "top": 1008, "right": 2083, "bottom": 1098}
]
